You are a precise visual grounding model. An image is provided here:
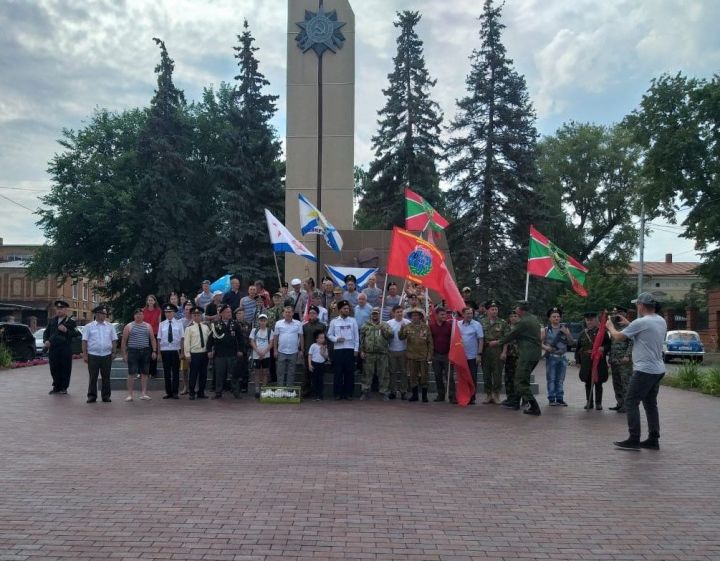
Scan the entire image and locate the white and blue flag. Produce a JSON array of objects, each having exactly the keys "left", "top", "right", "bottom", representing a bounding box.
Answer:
[
  {"left": 265, "top": 209, "right": 317, "bottom": 262},
  {"left": 325, "top": 265, "right": 378, "bottom": 289},
  {"left": 298, "top": 194, "right": 343, "bottom": 252}
]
